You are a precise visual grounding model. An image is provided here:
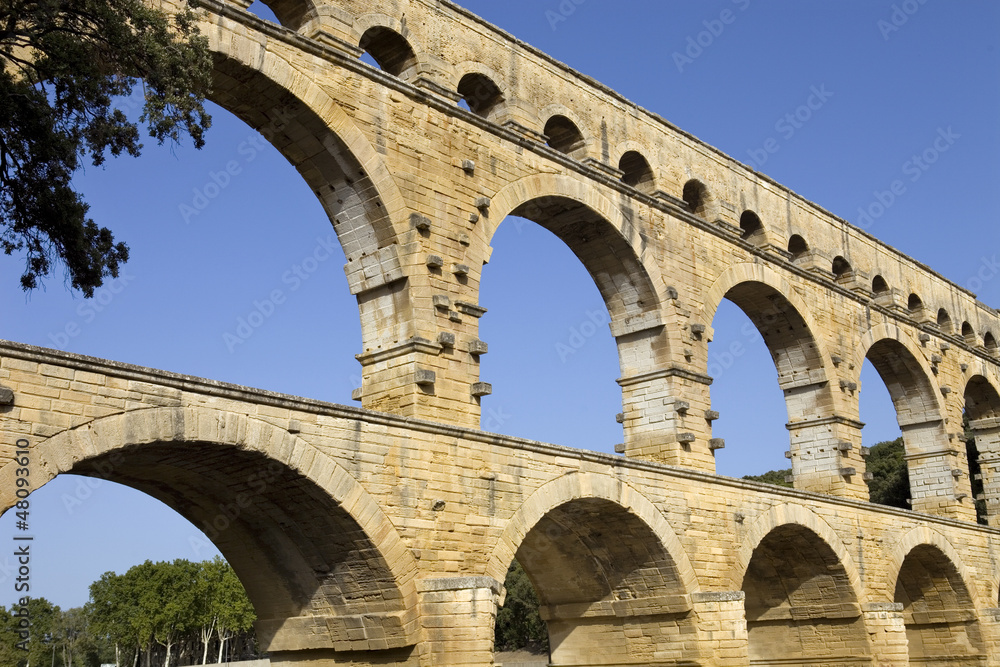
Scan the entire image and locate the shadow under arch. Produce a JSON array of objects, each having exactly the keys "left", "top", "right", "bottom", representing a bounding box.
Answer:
[
  {"left": 964, "top": 374, "right": 1000, "bottom": 525},
  {"left": 857, "top": 324, "right": 959, "bottom": 516},
  {"left": 735, "top": 504, "right": 871, "bottom": 665},
  {"left": 702, "top": 264, "right": 839, "bottom": 488},
  {"left": 199, "top": 17, "right": 417, "bottom": 349},
  {"left": 885, "top": 527, "right": 987, "bottom": 664},
  {"left": 1, "top": 407, "right": 420, "bottom": 657},
  {"left": 487, "top": 472, "right": 700, "bottom": 665}
]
